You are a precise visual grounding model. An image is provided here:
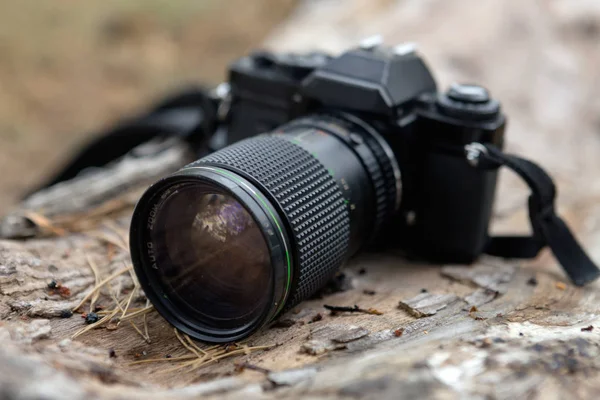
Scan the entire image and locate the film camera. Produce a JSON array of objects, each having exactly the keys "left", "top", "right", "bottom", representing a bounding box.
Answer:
[{"left": 124, "top": 40, "right": 599, "bottom": 342}]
